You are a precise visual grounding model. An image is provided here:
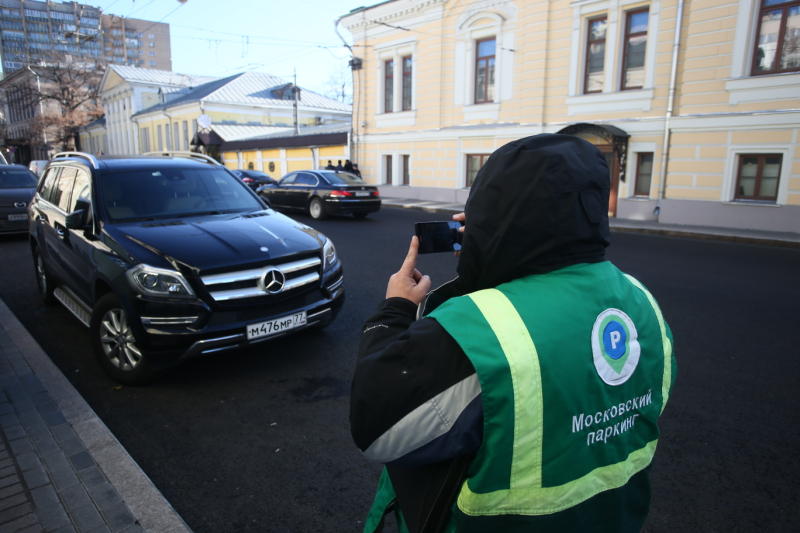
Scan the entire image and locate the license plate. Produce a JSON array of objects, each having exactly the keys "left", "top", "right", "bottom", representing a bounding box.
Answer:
[
  {"left": 246, "top": 311, "right": 307, "bottom": 341},
  {"left": 7, "top": 214, "right": 27, "bottom": 221},
  {"left": 355, "top": 191, "right": 370, "bottom": 197}
]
